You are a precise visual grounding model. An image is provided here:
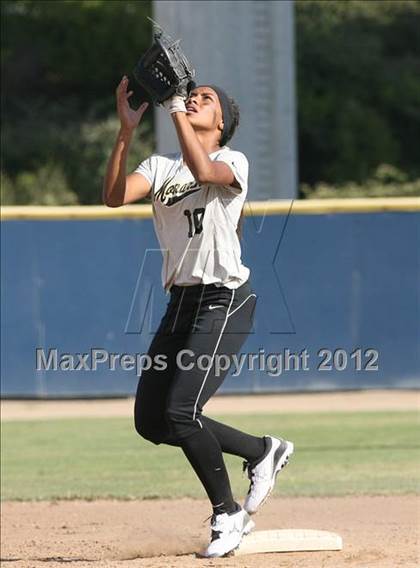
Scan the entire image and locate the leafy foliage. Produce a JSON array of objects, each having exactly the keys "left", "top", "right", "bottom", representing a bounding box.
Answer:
[
  {"left": 296, "top": 0, "right": 420, "bottom": 186},
  {"left": 302, "top": 164, "right": 420, "bottom": 199},
  {"left": 1, "top": 0, "right": 154, "bottom": 205},
  {"left": 2, "top": 0, "right": 151, "bottom": 111},
  {"left": 1, "top": 166, "right": 78, "bottom": 205},
  {"left": 2, "top": 100, "right": 154, "bottom": 205},
  {"left": 1, "top": 0, "right": 419, "bottom": 203}
]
